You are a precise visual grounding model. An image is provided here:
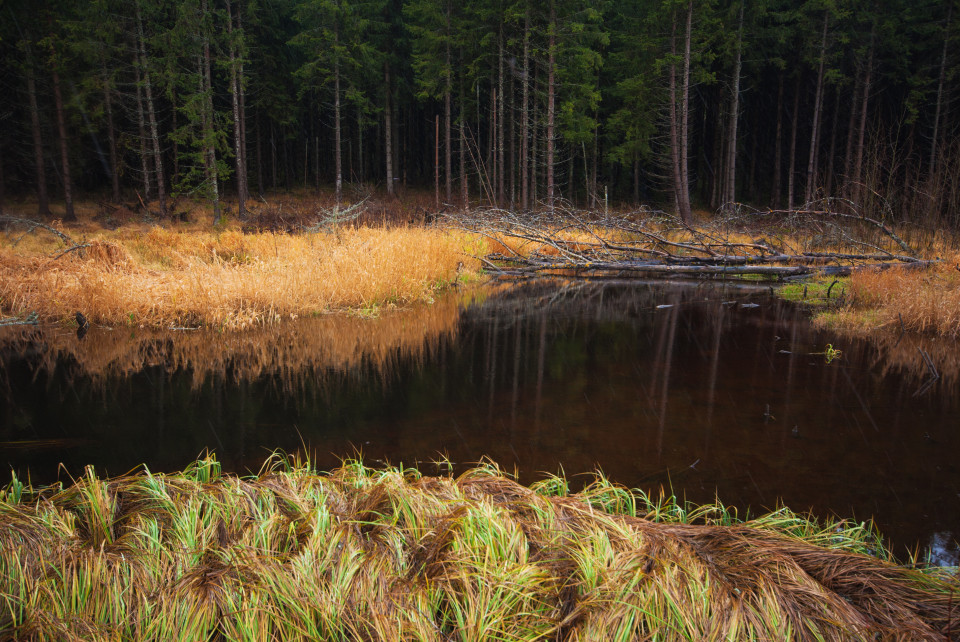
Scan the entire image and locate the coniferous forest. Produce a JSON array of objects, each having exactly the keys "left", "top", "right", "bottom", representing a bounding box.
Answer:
[{"left": 0, "top": 0, "right": 957, "bottom": 226}]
